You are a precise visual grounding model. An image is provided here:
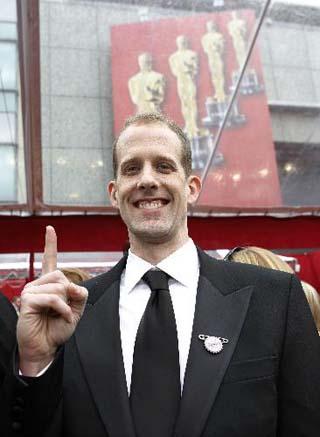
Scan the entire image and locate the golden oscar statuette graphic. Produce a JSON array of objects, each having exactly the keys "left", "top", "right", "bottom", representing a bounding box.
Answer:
[
  {"left": 169, "top": 35, "right": 200, "bottom": 139},
  {"left": 201, "top": 20, "right": 226, "bottom": 104},
  {"left": 128, "top": 52, "right": 166, "bottom": 114},
  {"left": 228, "top": 11, "right": 263, "bottom": 96},
  {"left": 169, "top": 35, "right": 221, "bottom": 171},
  {"left": 228, "top": 10, "right": 247, "bottom": 70},
  {"left": 201, "top": 20, "right": 246, "bottom": 130}
]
